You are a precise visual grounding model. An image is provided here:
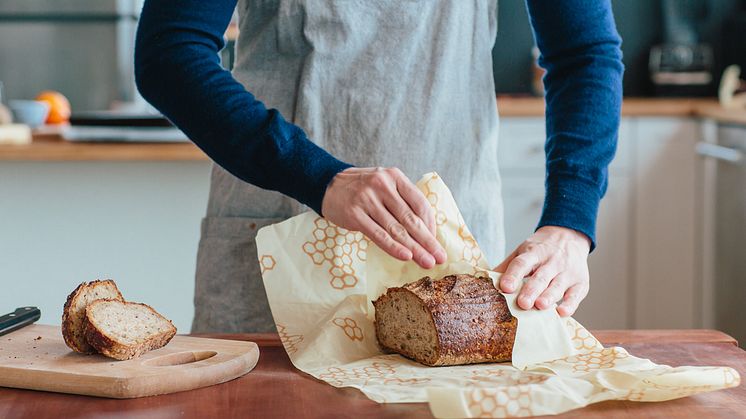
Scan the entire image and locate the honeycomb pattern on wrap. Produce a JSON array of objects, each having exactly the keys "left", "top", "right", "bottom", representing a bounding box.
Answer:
[
  {"left": 468, "top": 386, "right": 533, "bottom": 418},
  {"left": 302, "top": 217, "right": 368, "bottom": 290},
  {"left": 333, "top": 317, "right": 364, "bottom": 341}
]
